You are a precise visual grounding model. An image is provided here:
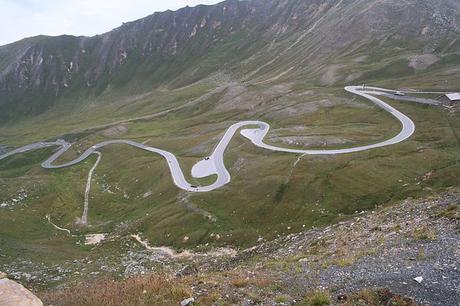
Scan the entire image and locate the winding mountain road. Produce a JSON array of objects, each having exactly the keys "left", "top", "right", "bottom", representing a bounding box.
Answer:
[{"left": 0, "top": 86, "right": 425, "bottom": 192}]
